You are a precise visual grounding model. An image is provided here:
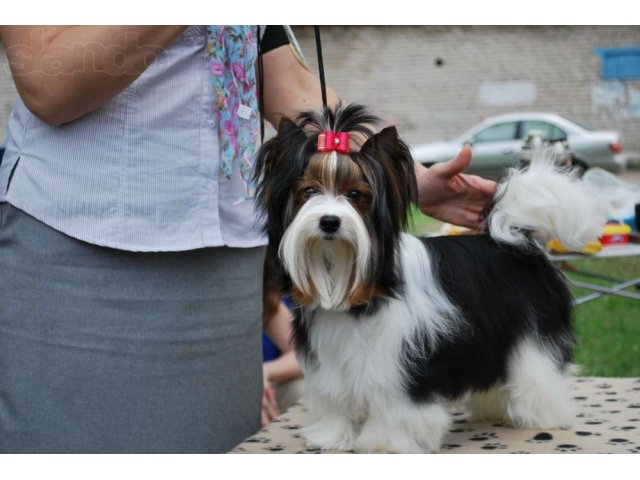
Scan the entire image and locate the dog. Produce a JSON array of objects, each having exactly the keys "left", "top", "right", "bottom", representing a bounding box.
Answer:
[{"left": 253, "top": 103, "right": 605, "bottom": 453}]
